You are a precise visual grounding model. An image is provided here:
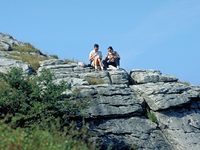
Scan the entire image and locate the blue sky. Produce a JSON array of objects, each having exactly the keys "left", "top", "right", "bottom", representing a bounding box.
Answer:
[{"left": 1, "top": 0, "right": 200, "bottom": 85}]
